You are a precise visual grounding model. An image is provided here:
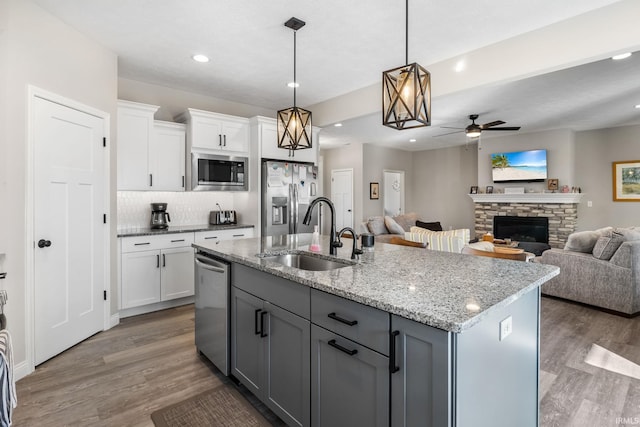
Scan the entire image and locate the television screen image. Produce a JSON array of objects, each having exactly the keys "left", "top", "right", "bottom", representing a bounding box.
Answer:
[{"left": 491, "top": 149, "right": 548, "bottom": 183}]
